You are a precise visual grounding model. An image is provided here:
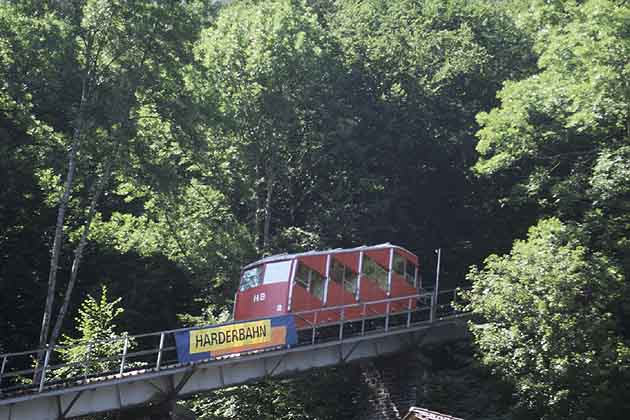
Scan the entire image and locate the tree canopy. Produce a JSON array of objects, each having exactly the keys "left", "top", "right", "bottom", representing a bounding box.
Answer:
[{"left": 465, "top": 218, "right": 630, "bottom": 419}]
